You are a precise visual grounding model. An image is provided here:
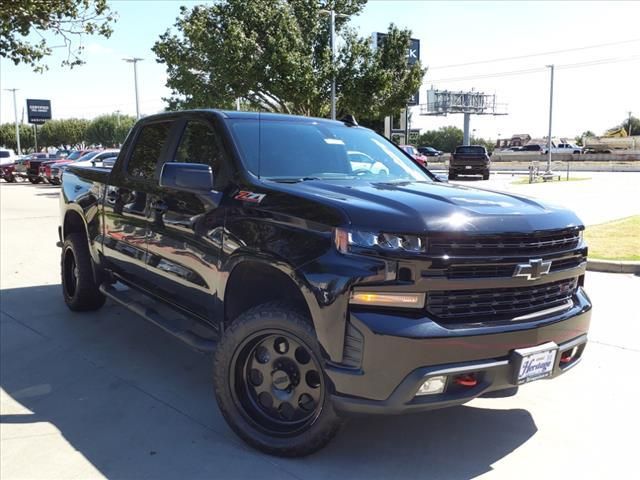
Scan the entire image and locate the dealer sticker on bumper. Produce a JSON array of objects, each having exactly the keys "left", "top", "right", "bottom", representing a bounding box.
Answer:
[{"left": 513, "top": 342, "right": 558, "bottom": 384}]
